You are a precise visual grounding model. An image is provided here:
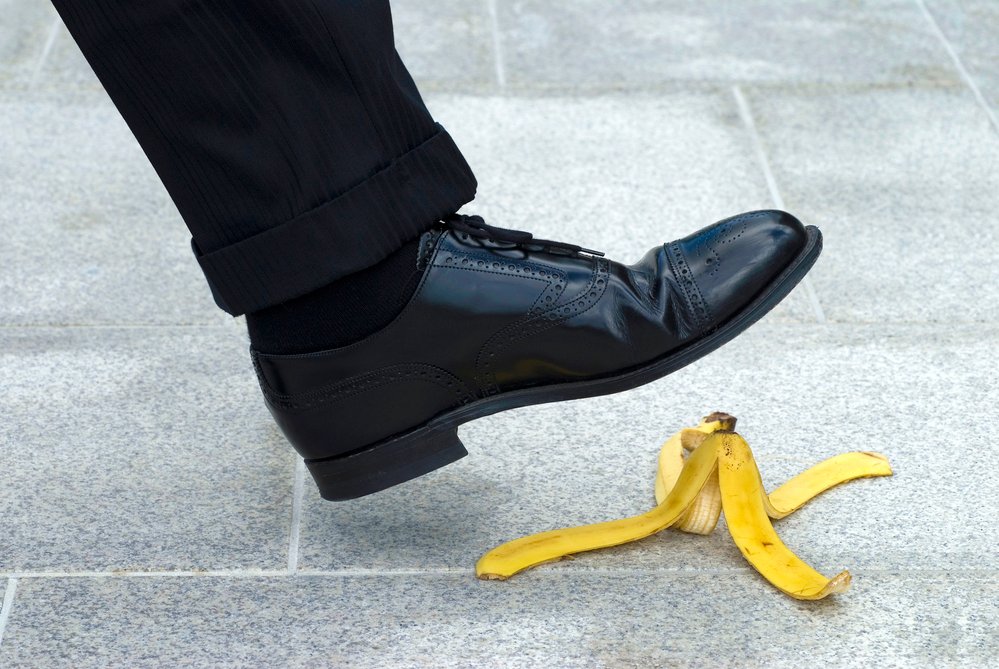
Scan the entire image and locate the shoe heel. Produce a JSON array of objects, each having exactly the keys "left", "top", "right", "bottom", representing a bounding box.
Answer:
[{"left": 304, "top": 426, "right": 467, "bottom": 501}]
